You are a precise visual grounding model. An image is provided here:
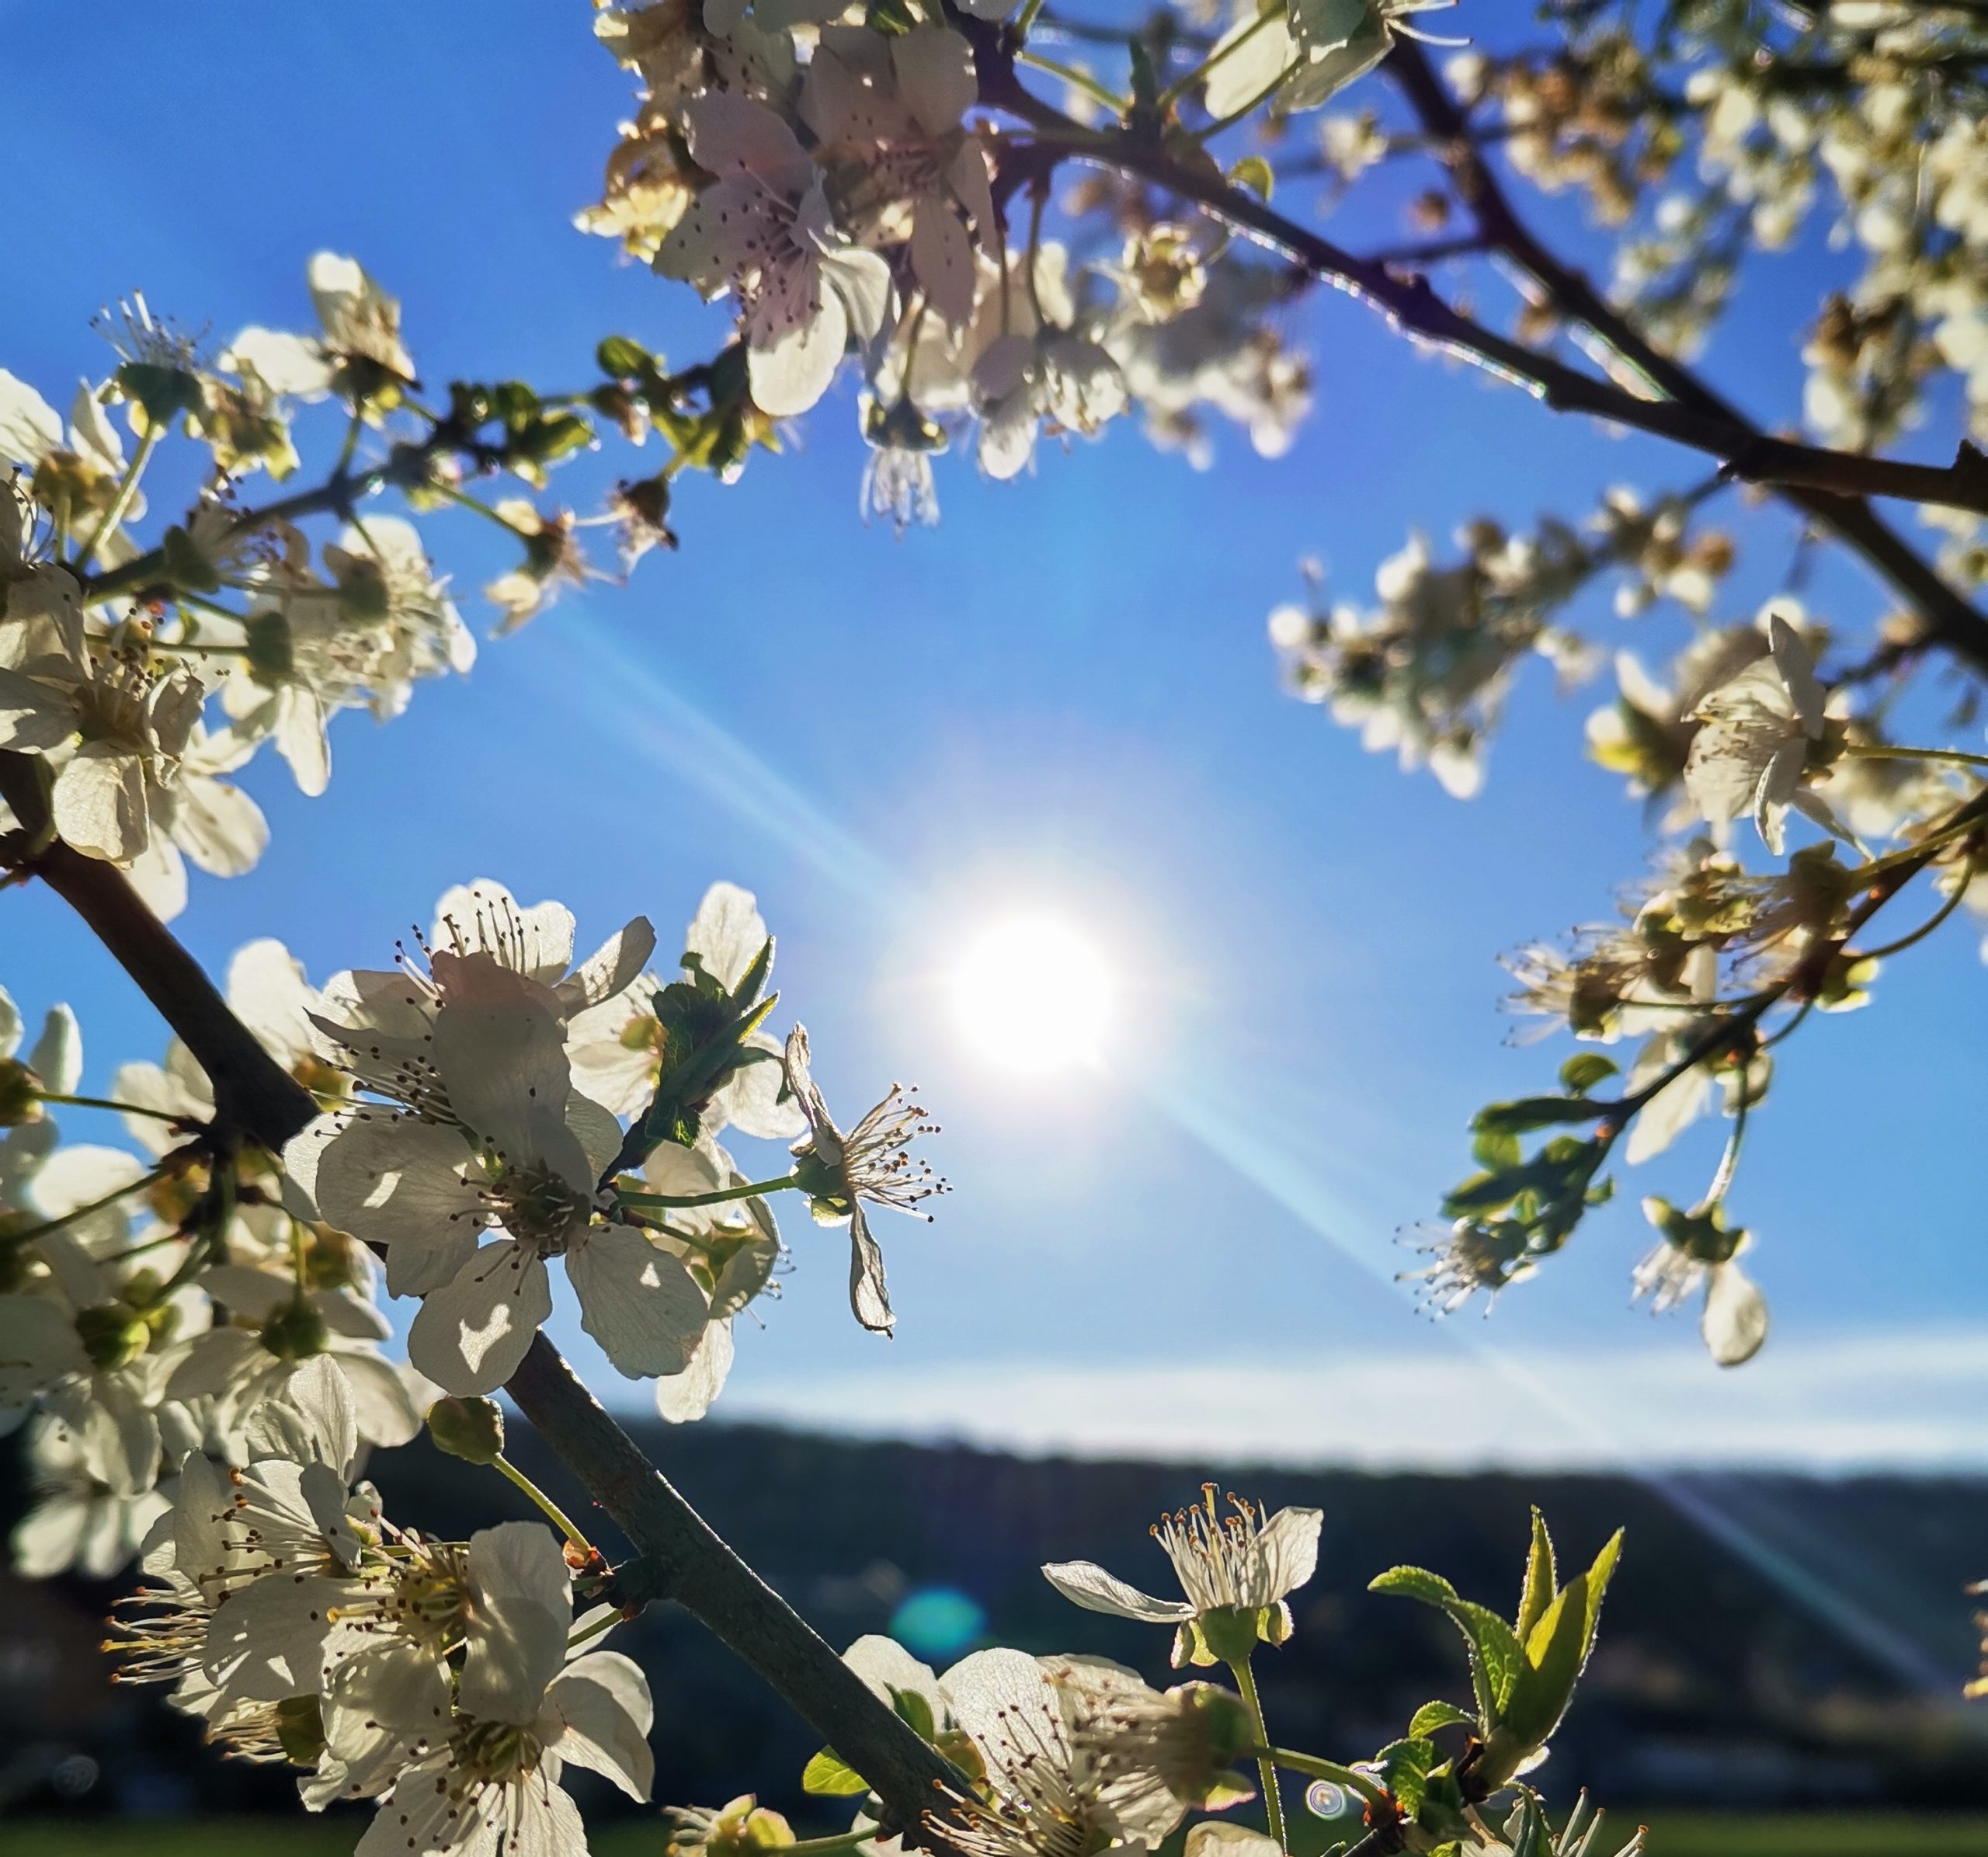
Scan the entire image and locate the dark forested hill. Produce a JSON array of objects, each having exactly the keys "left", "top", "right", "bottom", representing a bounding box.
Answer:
[{"left": 5, "top": 1418, "right": 1986, "bottom": 1827}]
